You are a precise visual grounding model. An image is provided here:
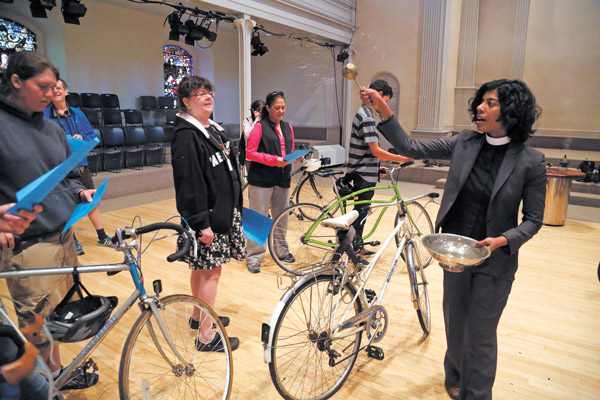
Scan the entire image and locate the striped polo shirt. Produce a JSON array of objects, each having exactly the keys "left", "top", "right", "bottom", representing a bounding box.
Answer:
[{"left": 348, "top": 104, "right": 380, "bottom": 183}]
